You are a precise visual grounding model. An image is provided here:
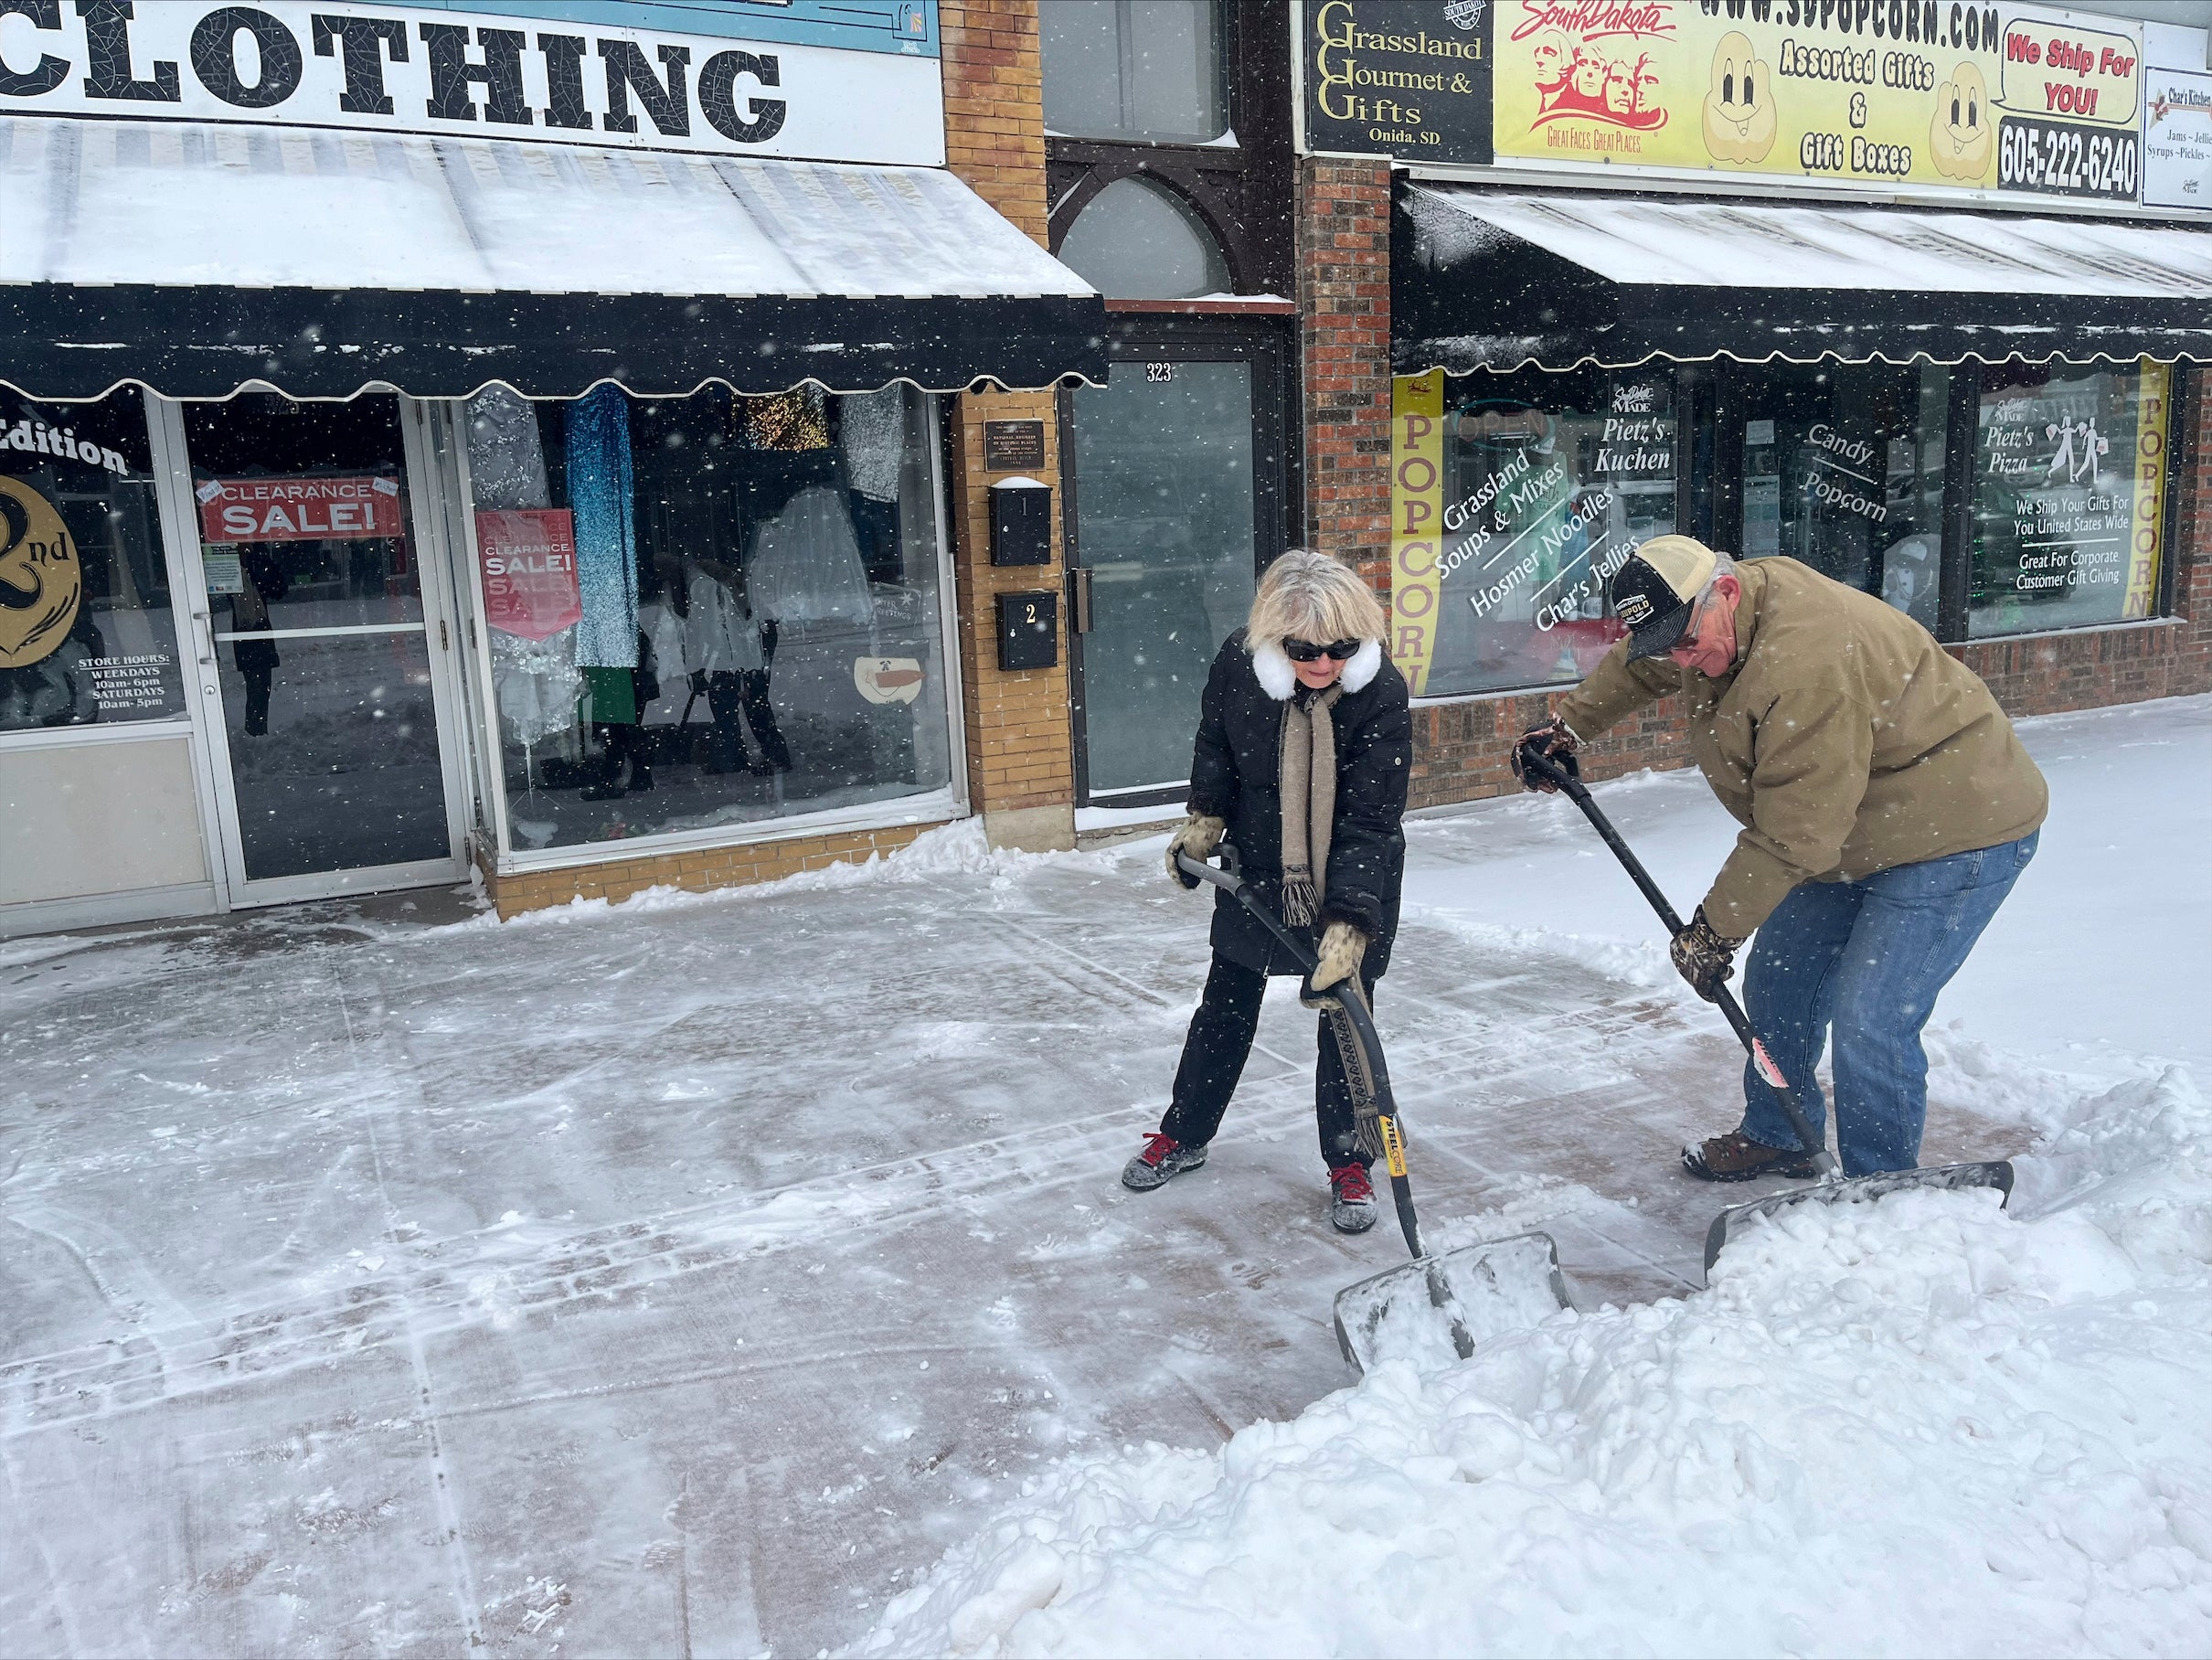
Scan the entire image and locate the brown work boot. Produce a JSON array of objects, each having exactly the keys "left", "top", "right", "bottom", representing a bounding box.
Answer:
[{"left": 1682, "top": 1130, "right": 1818, "bottom": 1183}]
